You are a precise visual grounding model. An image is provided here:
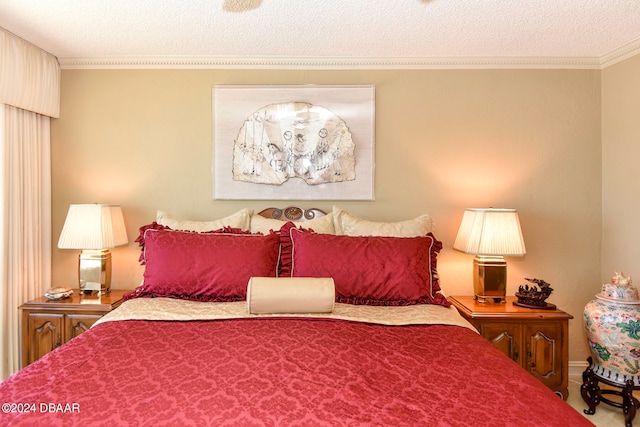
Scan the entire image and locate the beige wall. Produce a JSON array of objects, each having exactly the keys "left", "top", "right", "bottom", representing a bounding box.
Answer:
[
  {"left": 602, "top": 55, "right": 640, "bottom": 284},
  {"left": 51, "top": 68, "right": 602, "bottom": 362}
]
